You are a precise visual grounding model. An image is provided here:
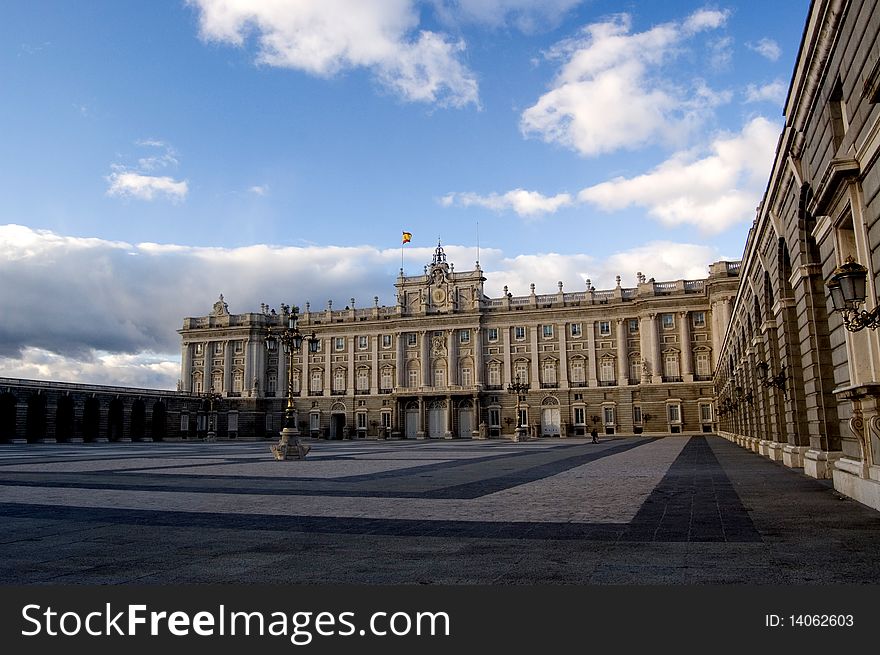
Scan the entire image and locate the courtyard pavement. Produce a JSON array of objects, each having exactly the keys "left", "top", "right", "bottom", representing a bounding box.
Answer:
[{"left": 1, "top": 435, "right": 879, "bottom": 584}]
